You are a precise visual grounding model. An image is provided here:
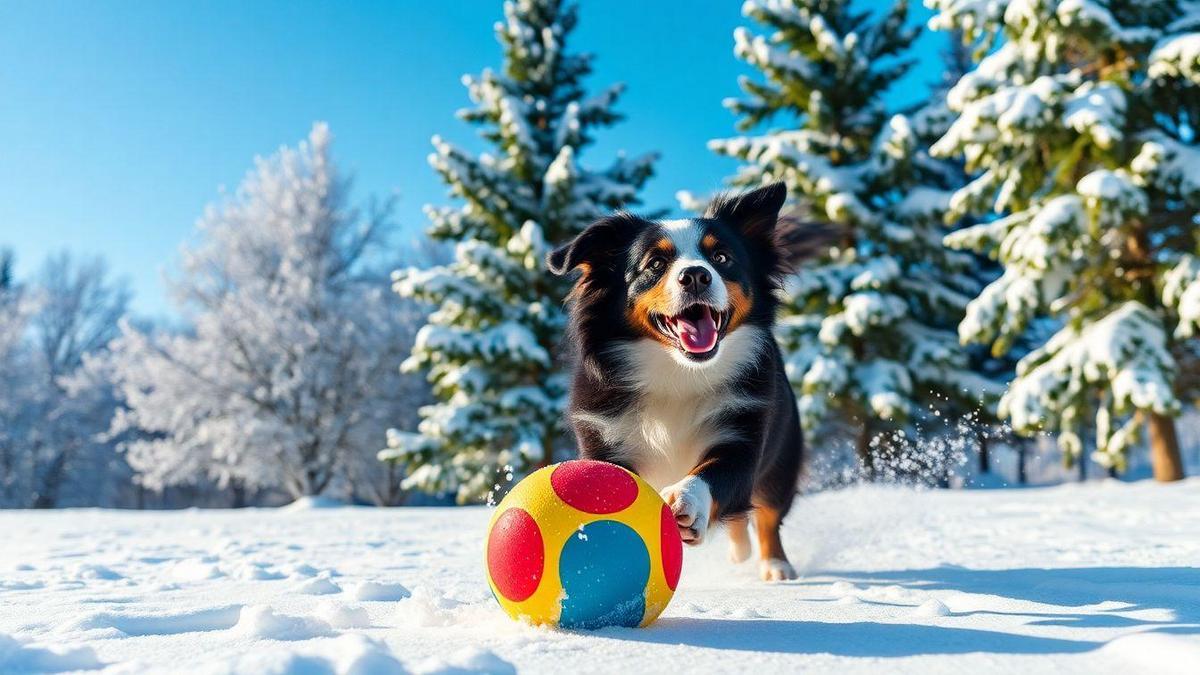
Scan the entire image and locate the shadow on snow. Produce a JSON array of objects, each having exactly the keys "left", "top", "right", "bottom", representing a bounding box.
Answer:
[{"left": 596, "top": 566, "right": 1200, "bottom": 657}]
